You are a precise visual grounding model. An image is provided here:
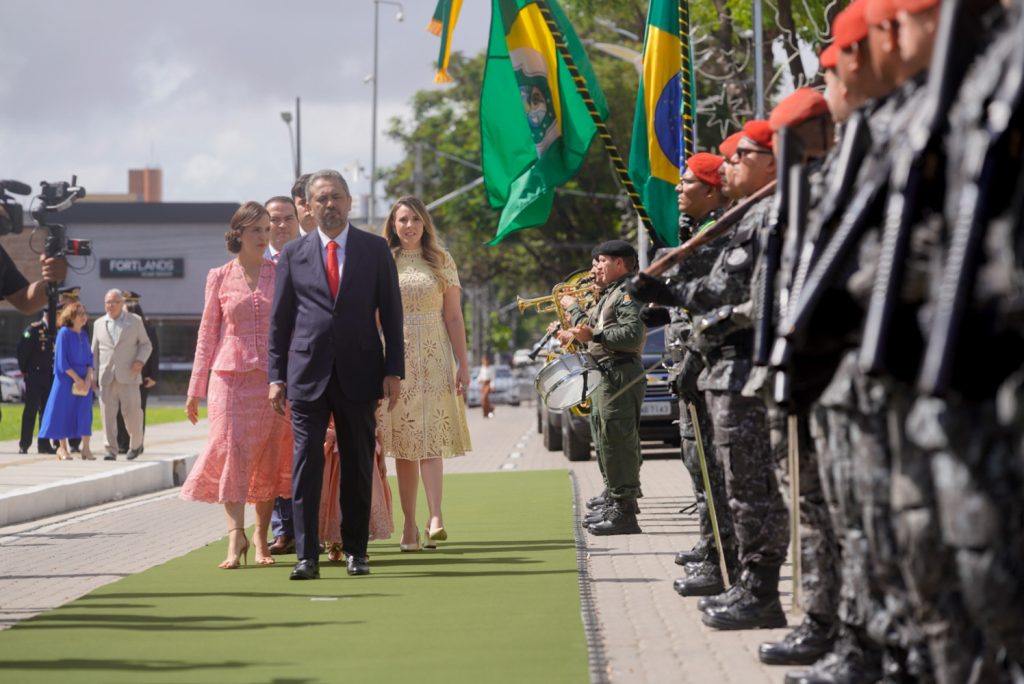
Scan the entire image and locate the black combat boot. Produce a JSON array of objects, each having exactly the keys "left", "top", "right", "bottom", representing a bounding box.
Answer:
[
  {"left": 586, "top": 490, "right": 609, "bottom": 510},
  {"left": 588, "top": 498, "right": 642, "bottom": 536},
  {"left": 783, "top": 633, "right": 882, "bottom": 684},
  {"left": 759, "top": 614, "right": 837, "bottom": 665},
  {"left": 701, "top": 564, "right": 786, "bottom": 630},
  {"left": 673, "top": 560, "right": 726, "bottom": 597},
  {"left": 582, "top": 506, "right": 609, "bottom": 526},
  {"left": 674, "top": 538, "right": 710, "bottom": 566}
]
